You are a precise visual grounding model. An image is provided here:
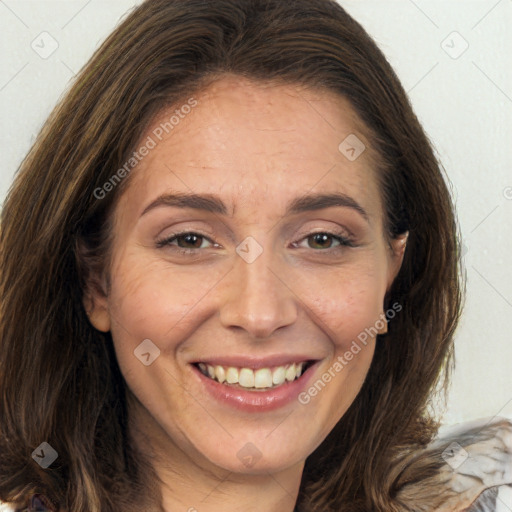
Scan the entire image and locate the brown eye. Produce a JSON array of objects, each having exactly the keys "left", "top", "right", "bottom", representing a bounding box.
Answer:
[
  {"left": 156, "top": 232, "right": 215, "bottom": 252},
  {"left": 308, "top": 233, "right": 336, "bottom": 249},
  {"left": 175, "top": 233, "right": 204, "bottom": 249},
  {"left": 295, "top": 231, "right": 354, "bottom": 251}
]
